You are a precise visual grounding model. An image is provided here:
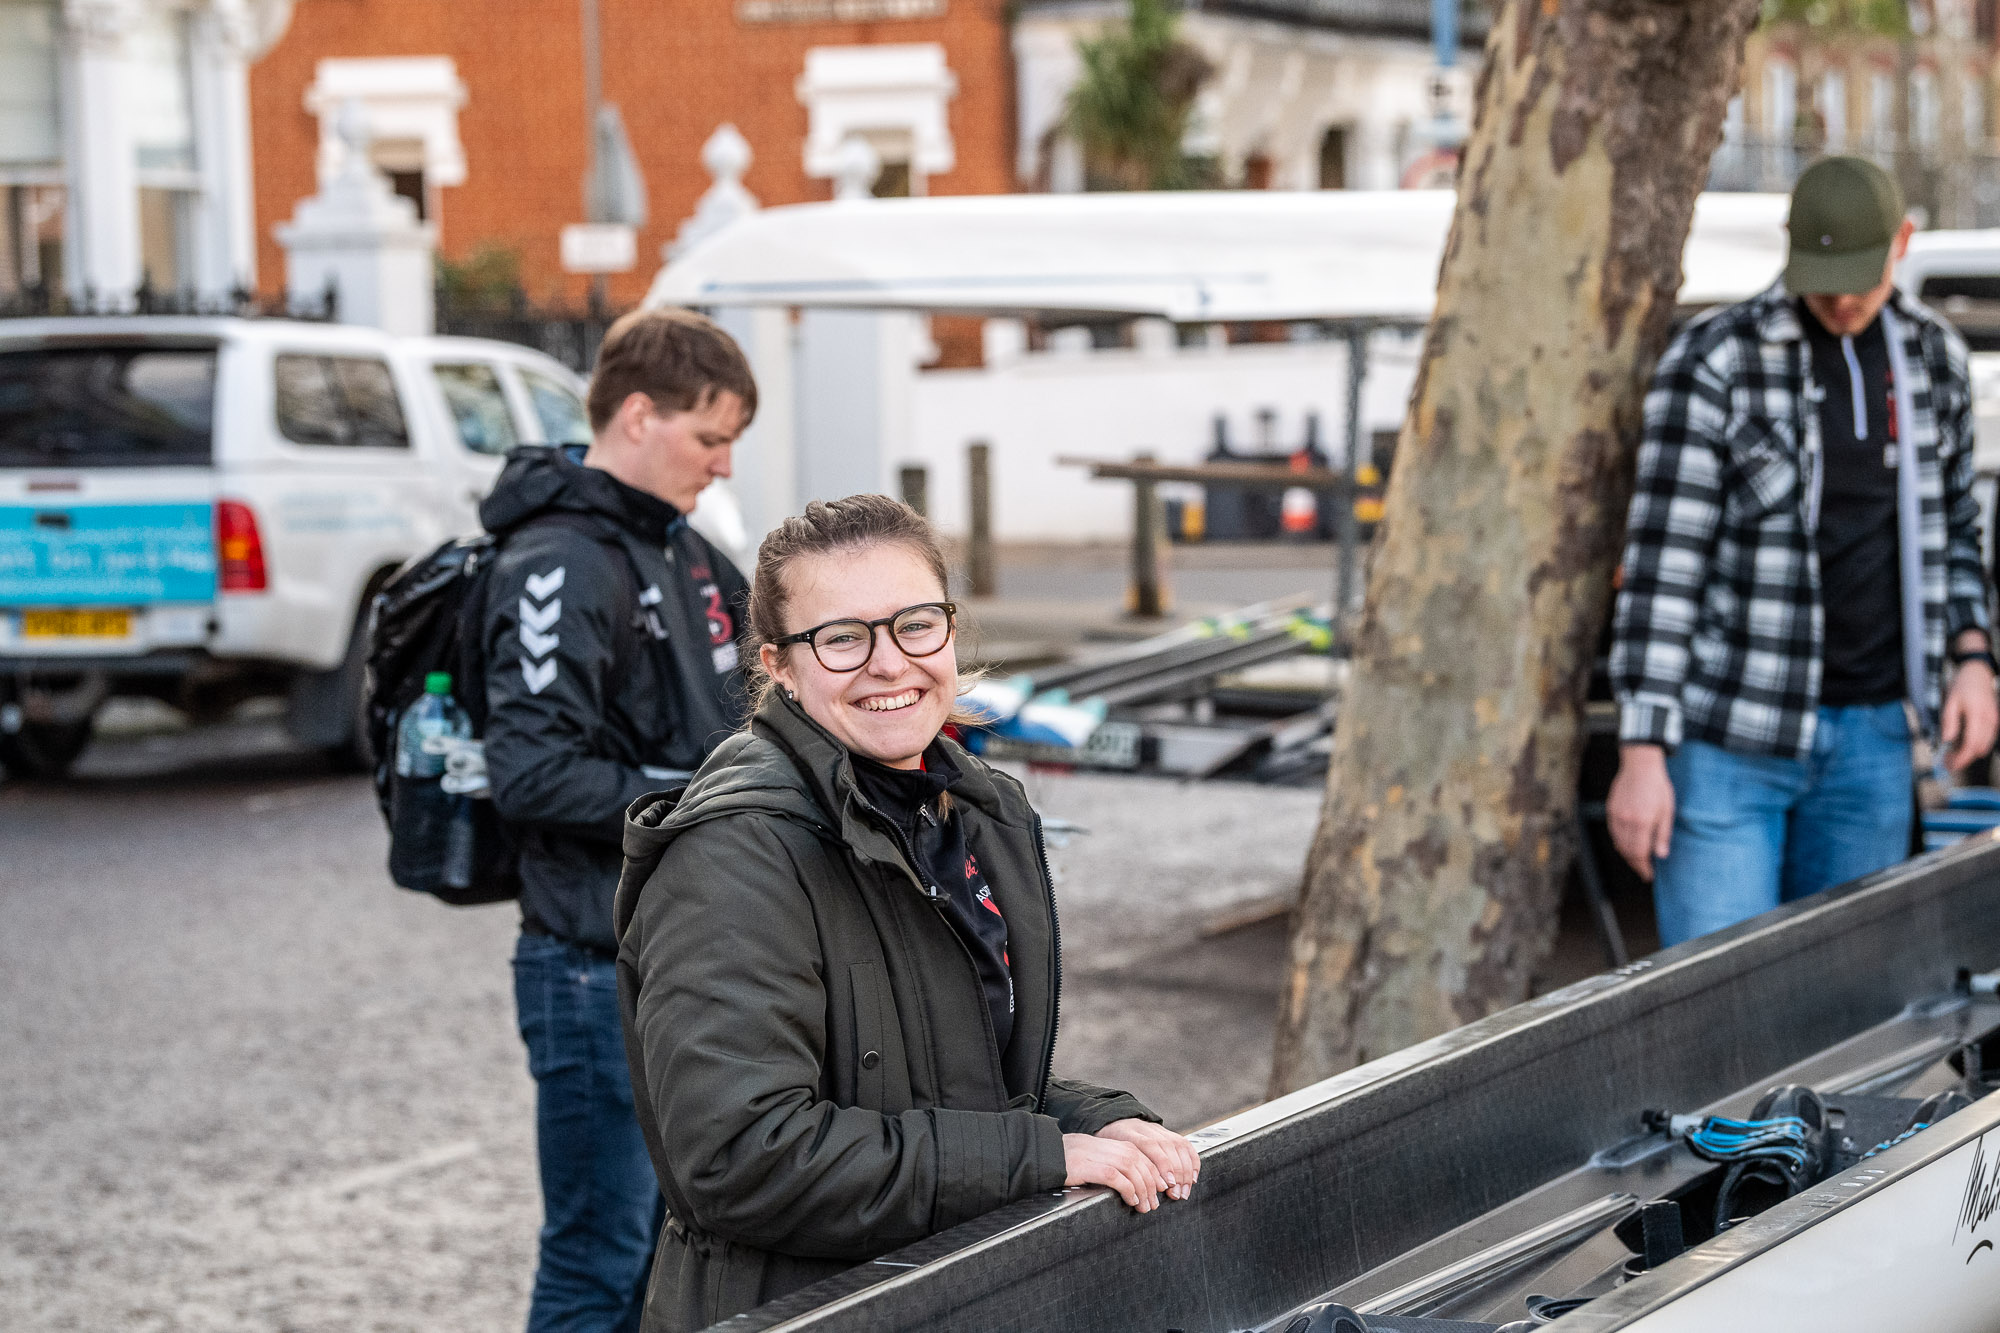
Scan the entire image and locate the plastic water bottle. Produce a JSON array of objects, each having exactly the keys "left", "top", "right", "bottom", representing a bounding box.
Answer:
[
  {"left": 390, "top": 672, "right": 478, "bottom": 895},
  {"left": 395, "top": 672, "right": 470, "bottom": 778}
]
